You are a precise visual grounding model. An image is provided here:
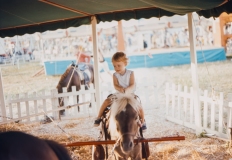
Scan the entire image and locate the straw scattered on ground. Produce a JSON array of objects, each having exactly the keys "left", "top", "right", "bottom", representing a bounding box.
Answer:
[{"left": 1, "top": 59, "right": 232, "bottom": 159}]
